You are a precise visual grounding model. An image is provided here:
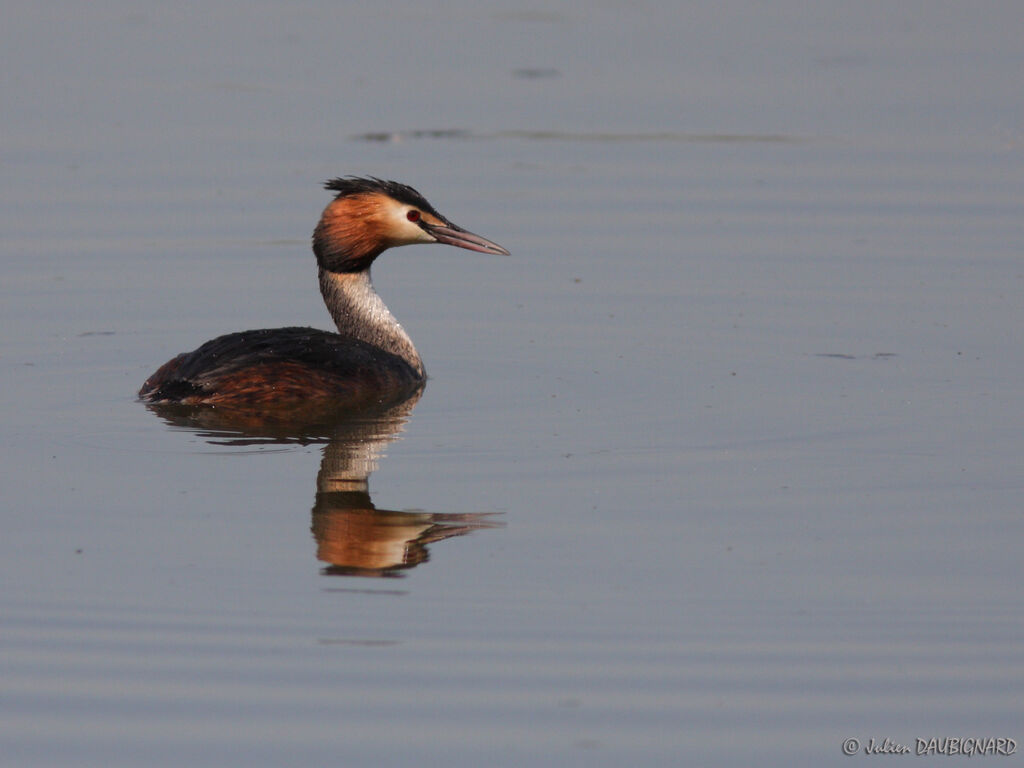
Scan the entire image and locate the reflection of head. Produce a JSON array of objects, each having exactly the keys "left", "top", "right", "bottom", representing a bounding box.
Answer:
[
  {"left": 312, "top": 494, "right": 429, "bottom": 576},
  {"left": 312, "top": 491, "right": 501, "bottom": 578}
]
